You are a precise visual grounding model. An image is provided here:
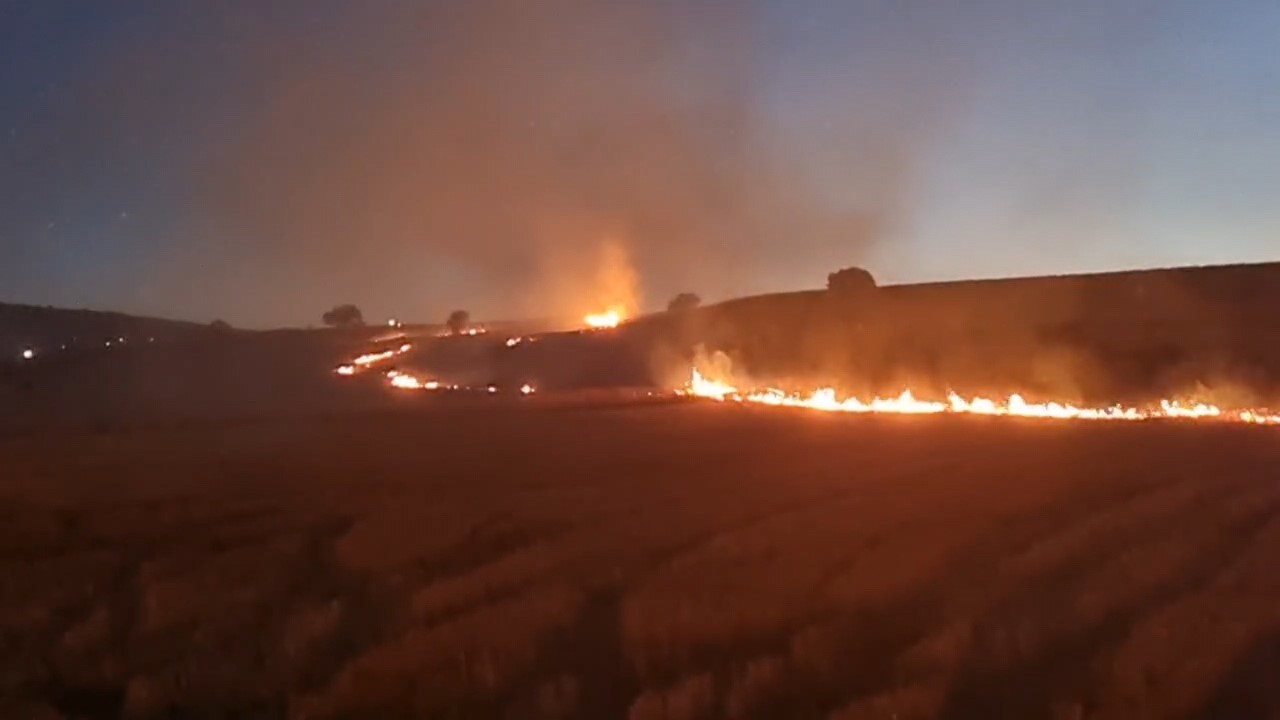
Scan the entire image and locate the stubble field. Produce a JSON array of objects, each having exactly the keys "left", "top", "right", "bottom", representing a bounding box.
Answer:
[{"left": 2, "top": 398, "right": 1279, "bottom": 719}]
